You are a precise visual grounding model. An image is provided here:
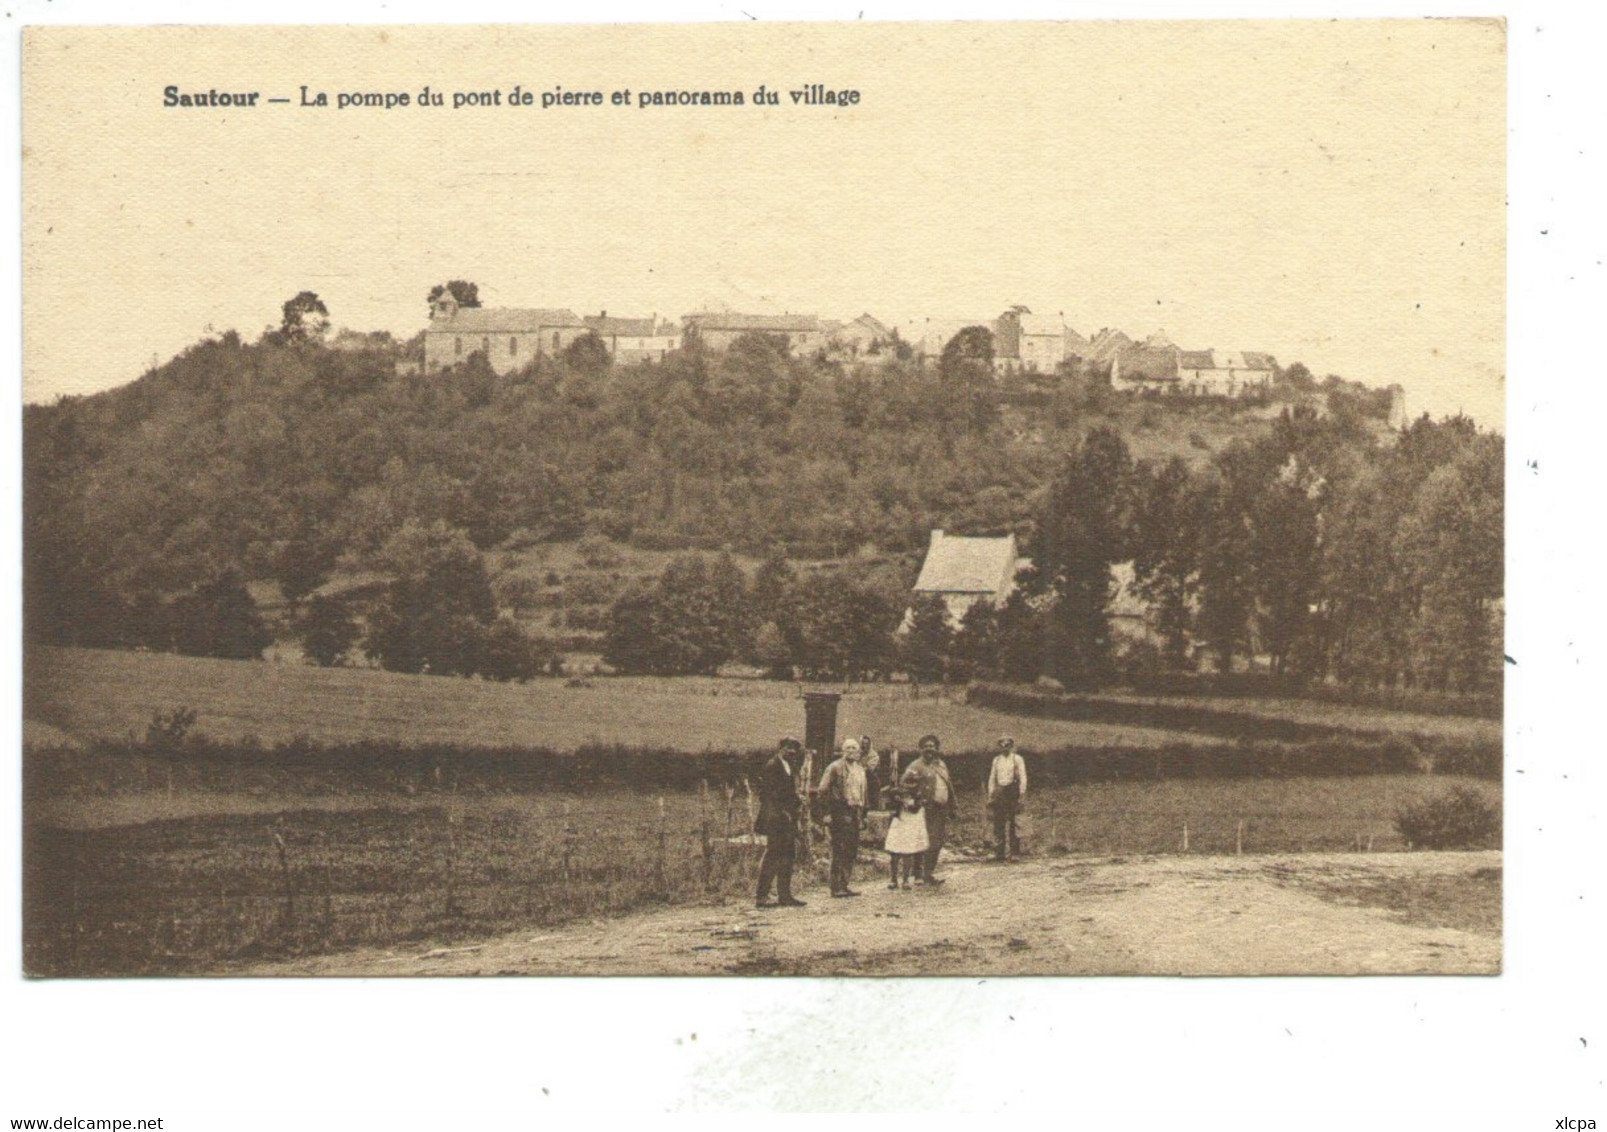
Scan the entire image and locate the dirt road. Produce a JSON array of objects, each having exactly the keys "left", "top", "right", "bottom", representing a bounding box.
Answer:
[{"left": 248, "top": 849, "right": 1500, "bottom": 977}]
